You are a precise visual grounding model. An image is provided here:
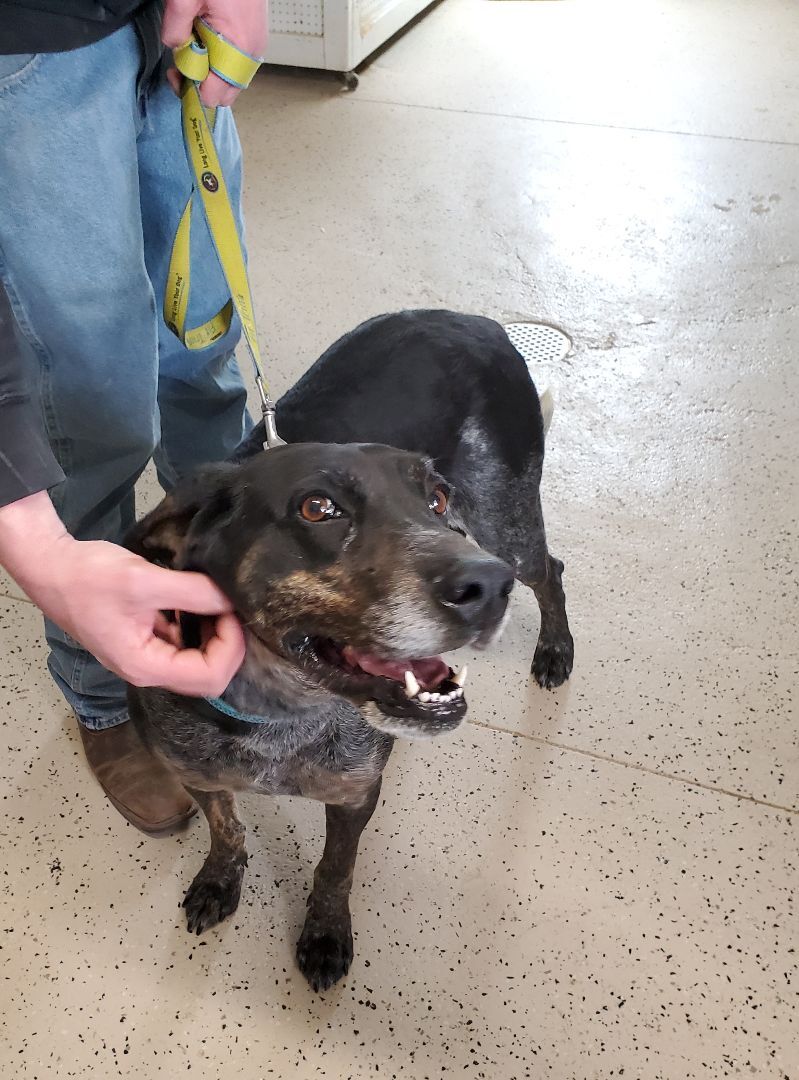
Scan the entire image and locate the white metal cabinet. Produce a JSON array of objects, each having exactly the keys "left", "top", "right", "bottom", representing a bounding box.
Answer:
[{"left": 264, "top": 0, "right": 435, "bottom": 84}]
